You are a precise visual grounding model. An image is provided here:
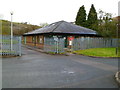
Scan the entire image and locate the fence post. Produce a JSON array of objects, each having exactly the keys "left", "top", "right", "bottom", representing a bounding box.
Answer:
[
  {"left": 56, "top": 39, "right": 59, "bottom": 54},
  {"left": 19, "top": 37, "right": 22, "bottom": 56}
]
